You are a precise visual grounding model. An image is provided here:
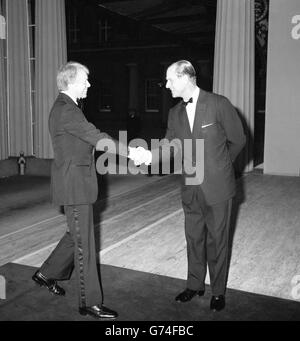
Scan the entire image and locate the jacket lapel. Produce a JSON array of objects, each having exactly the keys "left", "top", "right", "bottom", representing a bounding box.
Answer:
[
  {"left": 59, "top": 92, "right": 78, "bottom": 108},
  {"left": 192, "top": 90, "right": 207, "bottom": 139}
]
